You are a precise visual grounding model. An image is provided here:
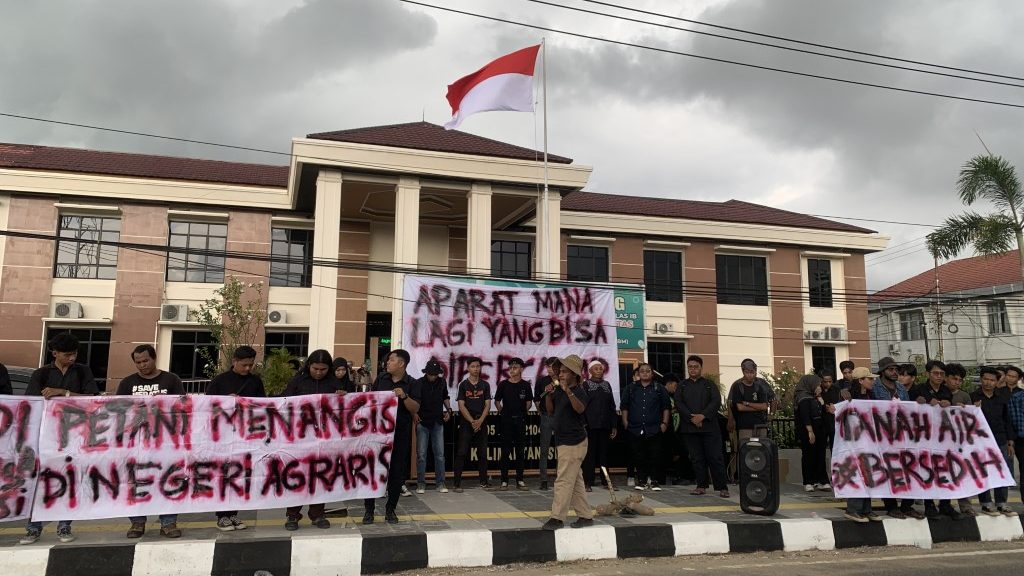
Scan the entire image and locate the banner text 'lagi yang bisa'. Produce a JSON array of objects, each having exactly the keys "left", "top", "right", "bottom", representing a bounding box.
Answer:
[
  {"left": 402, "top": 275, "right": 620, "bottom": 405},
  {"left": 31, "top": 393, "right": 396, "bottom": 521},
  {"left": 1, "top": 397, "right": 43, "bottom": 523}
]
